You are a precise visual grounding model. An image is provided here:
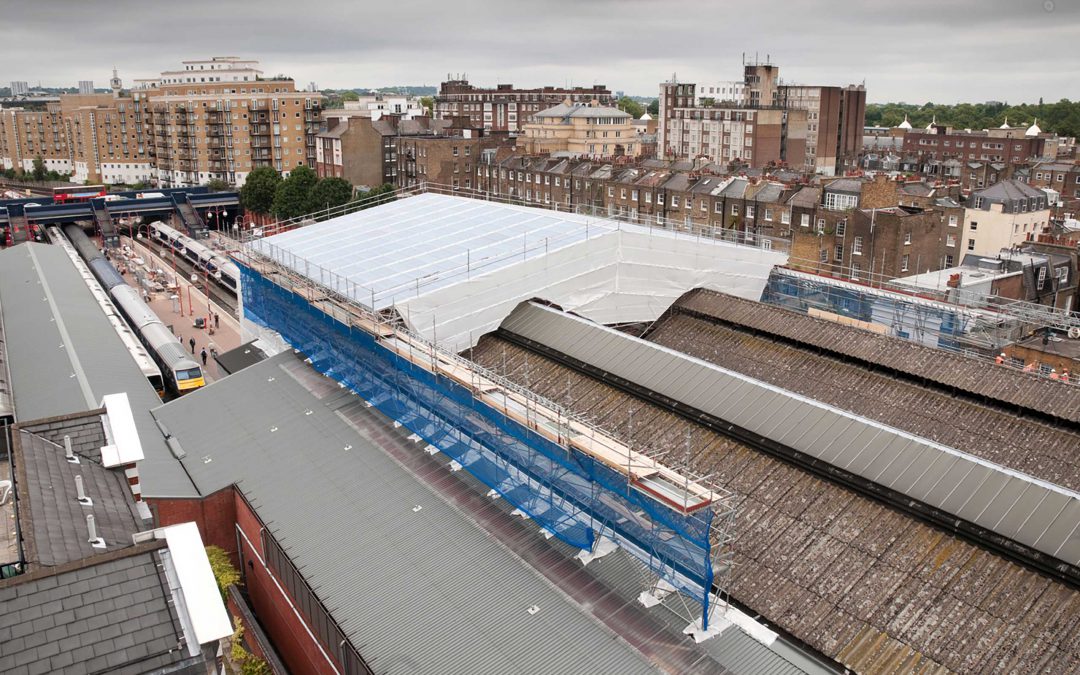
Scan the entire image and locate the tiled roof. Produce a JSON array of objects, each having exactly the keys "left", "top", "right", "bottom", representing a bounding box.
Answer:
[
  {"left": 0, "top": 543, "right": 192, "bottom": 675},
  {"left": 16, "top": 424, "right": 141, "bottom": 568}
]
